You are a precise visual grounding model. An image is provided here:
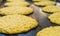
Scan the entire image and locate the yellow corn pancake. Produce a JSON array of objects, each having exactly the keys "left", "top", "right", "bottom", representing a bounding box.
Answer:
[
  {"left": 5, "top": 1, "right": 30, "bottom": 7},
  {"left": 37, "top": 26, "right": 60, "bottom": 36},
  {"left": 33, "top": 0, "right": 50, "bottom": 2},
  {"left": 34, "top": 1, "right": 56, "bottom": 6},
  {"left": 42, "top": 6, "right": 60, "bottom": 13},
  {"left": 48, "top": 12, "right": 60, "bottom": 25},
  {"left": 0, "top": 15, "right": 38, "bottom": 34},
  {"left": 0, "top": 7, "right": 33, "bottom": 15},
  {"left": 7, "top": 0, "right": 26, "bottom": 2}
]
